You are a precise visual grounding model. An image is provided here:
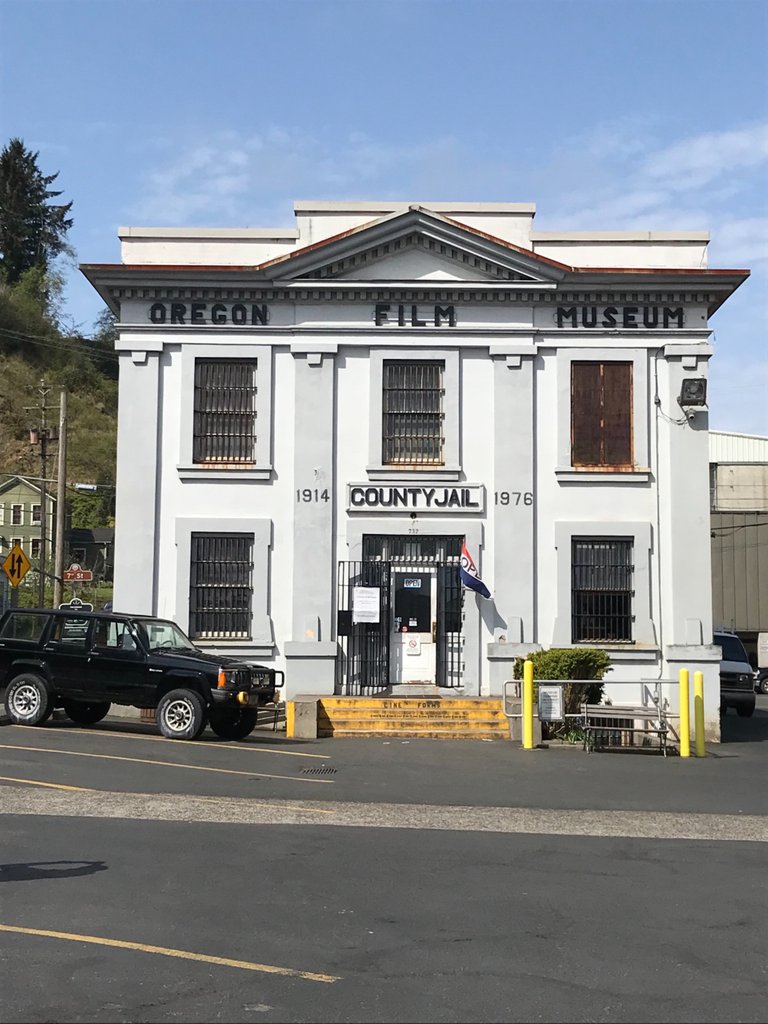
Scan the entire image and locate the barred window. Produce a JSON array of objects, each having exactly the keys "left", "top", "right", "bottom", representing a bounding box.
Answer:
[
  {"left": 193, "top": 360, "right": 257, "bottom": 464},
  {"left": 189, "top": 533, "right": 254, "bottom": 640},
  {"left": 571, "top": 362, "right": 632, "bottom": 467},
  {"left": 382, "top": 361, "right": 444, "bottom": 466},
  {"left": 572, "top": 537, "right": 634, "bottom": 643}
]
